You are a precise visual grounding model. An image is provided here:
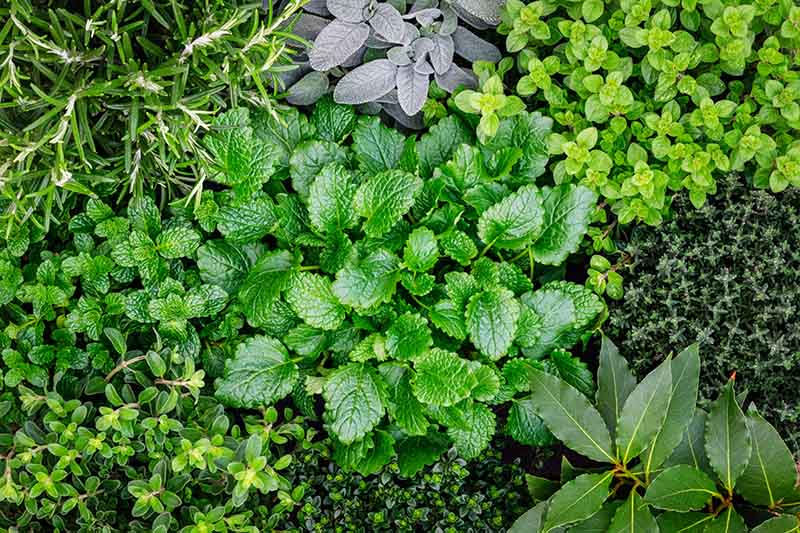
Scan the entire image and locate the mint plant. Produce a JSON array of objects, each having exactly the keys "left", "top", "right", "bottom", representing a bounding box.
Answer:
[{"left": 510, "top": 337, "right": 800, "bottom": 532}]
